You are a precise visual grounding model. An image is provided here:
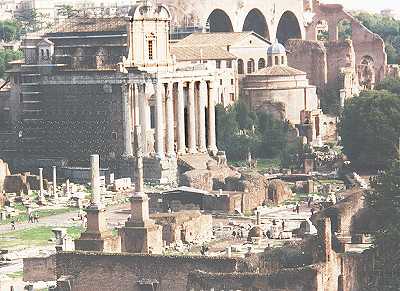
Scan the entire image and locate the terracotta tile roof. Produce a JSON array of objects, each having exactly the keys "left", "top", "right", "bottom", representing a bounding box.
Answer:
[
  {"left": 176, "top": 32, "right": 263, "bottom": 47},
  {"left": 170, "top": 45, "right": 236, "bottom": 61},
  {"left": 51, "top": 17, "right": 127, "bottom": 34},
  {"left": 252, "top": 65, "right": 306, "bottom": 76}
]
